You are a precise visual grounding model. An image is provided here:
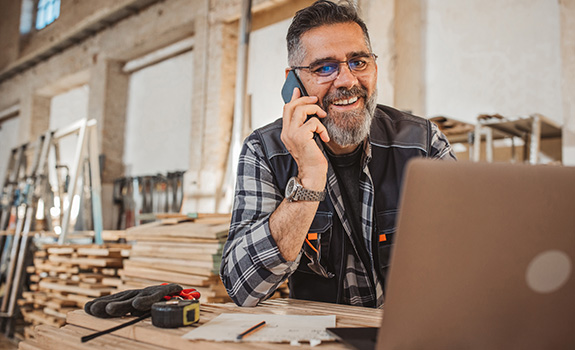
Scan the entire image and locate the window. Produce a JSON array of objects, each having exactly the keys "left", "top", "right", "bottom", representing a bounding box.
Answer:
[{"left": 36, "top": 0, "right": 60, "bottom": 30}]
